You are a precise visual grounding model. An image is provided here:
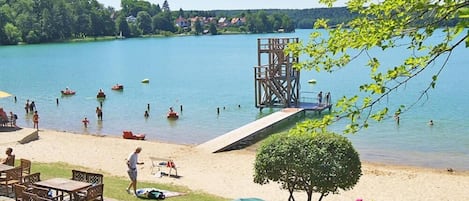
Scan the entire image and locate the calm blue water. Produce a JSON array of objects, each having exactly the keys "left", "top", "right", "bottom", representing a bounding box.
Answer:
[{"left": 1, "top": 29, "right": 468, "bottom": 170}]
